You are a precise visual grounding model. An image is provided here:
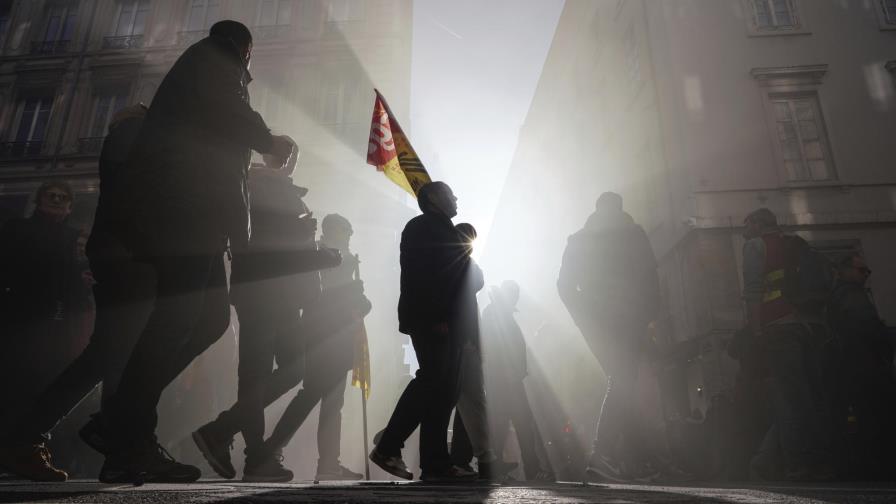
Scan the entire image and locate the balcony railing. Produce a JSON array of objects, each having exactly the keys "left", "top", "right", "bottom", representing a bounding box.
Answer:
[
  {"left": 177, "top": 30, "right": 206, "bottom": 46},
  {"left": 30, "top": 39, "right": 70, "bottom": 55},
  {"left": 0, "top": 141, "right": 44, "bottom": 158},
  {"left": 77, "top": 137, "right": 104, "bottom": 156},
  {"left": 102, "top": 34, "right": 144, "bottom": 50},
  {"left": 253, "top": 25, "right": 292, "bottom": 41}
]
